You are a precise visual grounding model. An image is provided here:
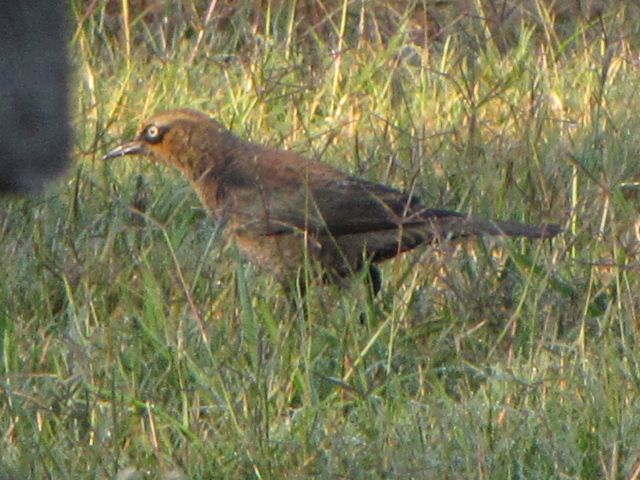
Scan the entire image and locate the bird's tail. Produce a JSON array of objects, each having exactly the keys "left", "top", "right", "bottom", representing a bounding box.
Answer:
[
  {"left": 362, "top": 213, "right": 561, "bottom": 264},
  {"left": 431, "top": 216, "right": 562, "bottom": 240}
]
